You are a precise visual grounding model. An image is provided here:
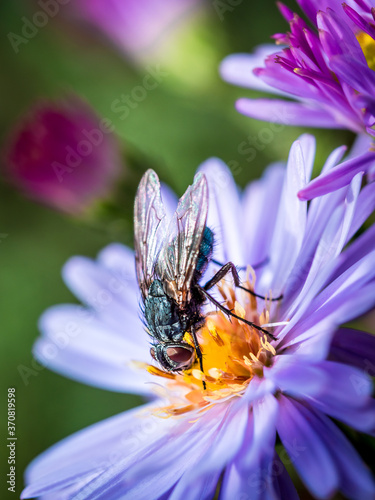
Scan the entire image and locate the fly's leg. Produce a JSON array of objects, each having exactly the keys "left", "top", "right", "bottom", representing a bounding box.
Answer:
[
  {"left": 204, "top": 261, "right": 241, "bottom": 290},
  {"left": 191, "top": 324, "right": 206, "bottom": 390},
  {"left": 208, "top": 261, "right": 283, "bottom": 302},
  {"left": 198, "top": 285, "right": 277, "bottom": 341}
]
